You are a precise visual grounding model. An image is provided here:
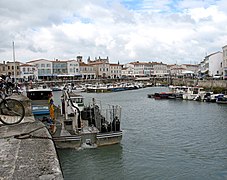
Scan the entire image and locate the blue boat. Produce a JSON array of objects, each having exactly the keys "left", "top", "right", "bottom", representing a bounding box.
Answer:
[
  {"left": 32, "top": 106, "right": 50, "bottom": 115},
  {"left": 26, "top": 86, "right": 53, "bottom": 119}
]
